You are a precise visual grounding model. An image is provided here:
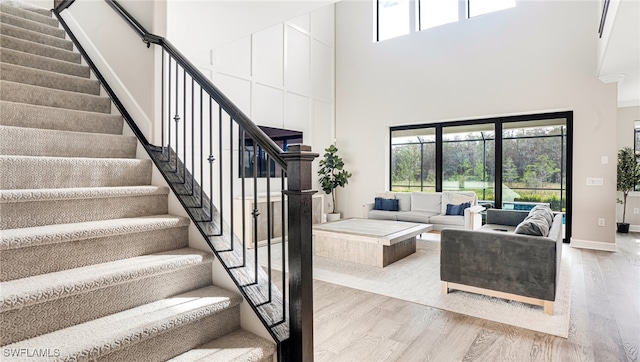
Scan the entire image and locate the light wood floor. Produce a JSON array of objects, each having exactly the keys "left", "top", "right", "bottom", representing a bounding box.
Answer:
[{"left": 306, "top": 232, "right": 639, "bottom": 361}]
